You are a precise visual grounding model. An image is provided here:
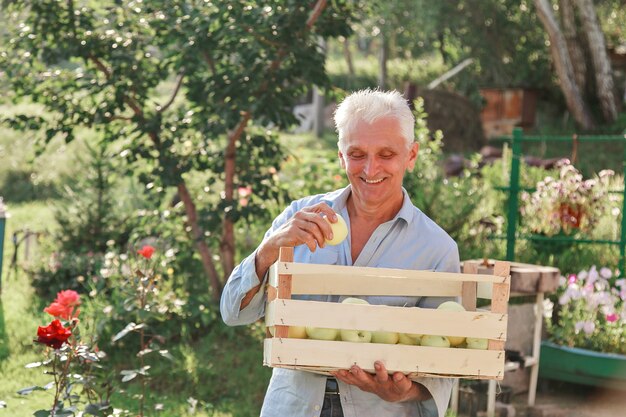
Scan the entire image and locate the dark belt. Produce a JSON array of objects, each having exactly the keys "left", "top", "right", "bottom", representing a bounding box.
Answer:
[{"left": 325, "top": 377, "right": 340, "bottom": 395}]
